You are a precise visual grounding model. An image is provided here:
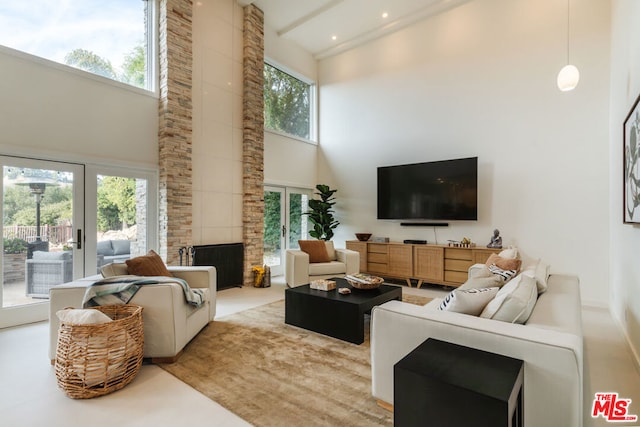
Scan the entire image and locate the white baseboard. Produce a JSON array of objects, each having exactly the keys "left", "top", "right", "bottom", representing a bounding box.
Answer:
[{"left": 611, "top": 310, "right": 640, "bottom": 376}]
